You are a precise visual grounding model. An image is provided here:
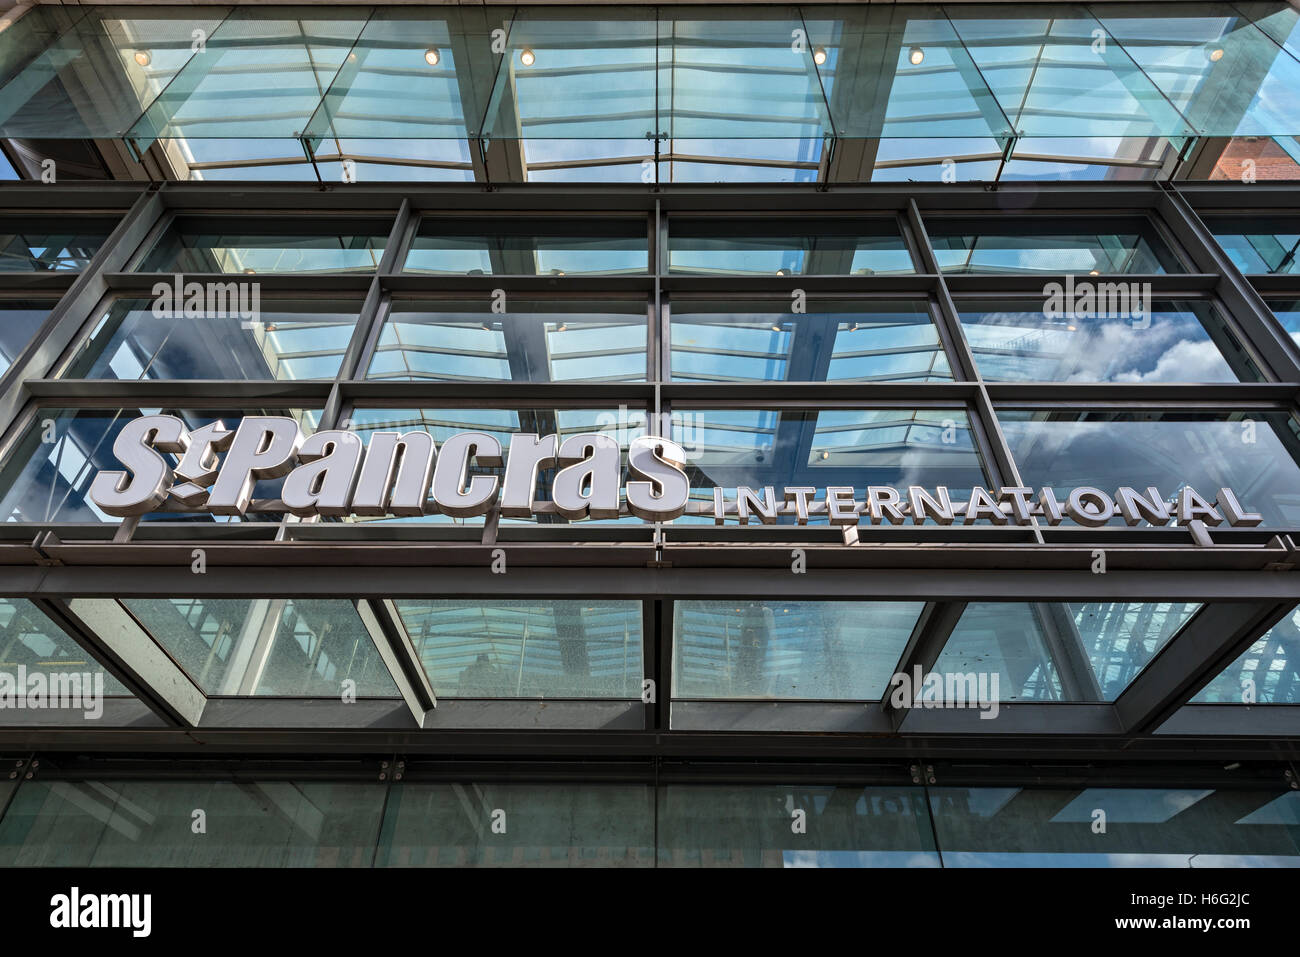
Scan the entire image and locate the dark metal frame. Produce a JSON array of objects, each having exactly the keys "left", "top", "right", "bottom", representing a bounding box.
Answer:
[{"left": 0, "top": 181, "right": 1298, "bottom": 757}]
